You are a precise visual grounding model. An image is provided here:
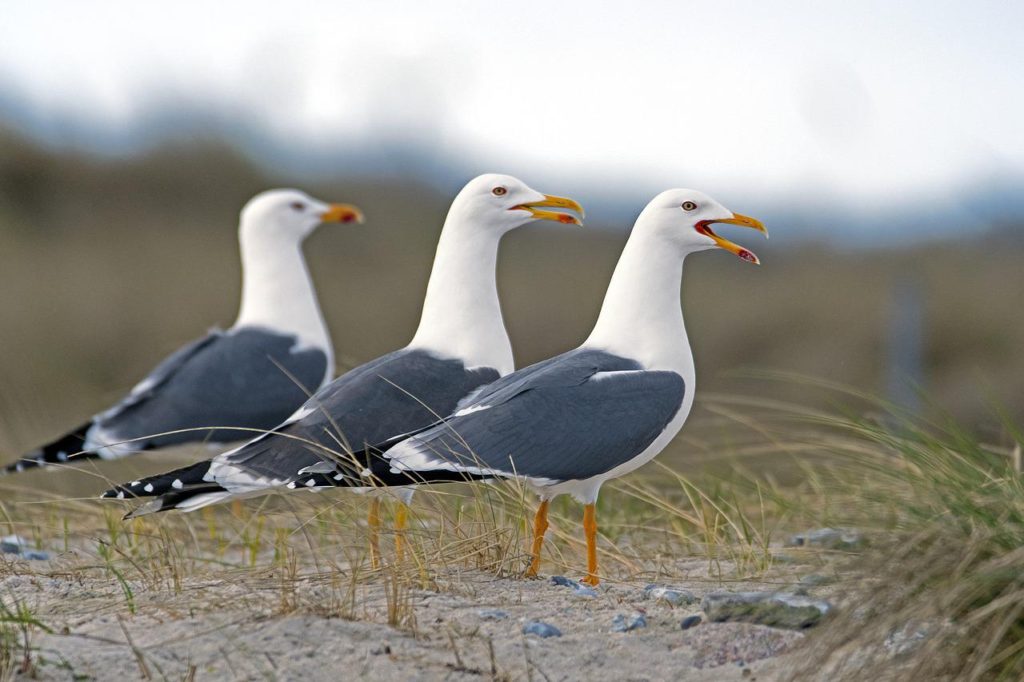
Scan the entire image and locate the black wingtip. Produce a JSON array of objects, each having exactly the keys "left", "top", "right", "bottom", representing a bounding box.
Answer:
[
  {"left": 101, "top": 486, "right": 130, "bottom": 499},
  {"left": 283, "top": 455, "right": 487, "bottom": 491},
  {"left": 286, "top": 471, "right": 341, "bottom": 490},
  {"left": 100, "top": 478, "right": 150, "bottom": 499},
  {"left": 2, "top": 421, "right": 96, "bottom": 476},
  {"left": 1, "top": 458, "right": 35, "bottom": 476},
  {"left": 122, "top": 486, "right": 229, "bottom": 519},
  {"left": 103, "top": 460, "right": 213, "bottom": 500}
]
